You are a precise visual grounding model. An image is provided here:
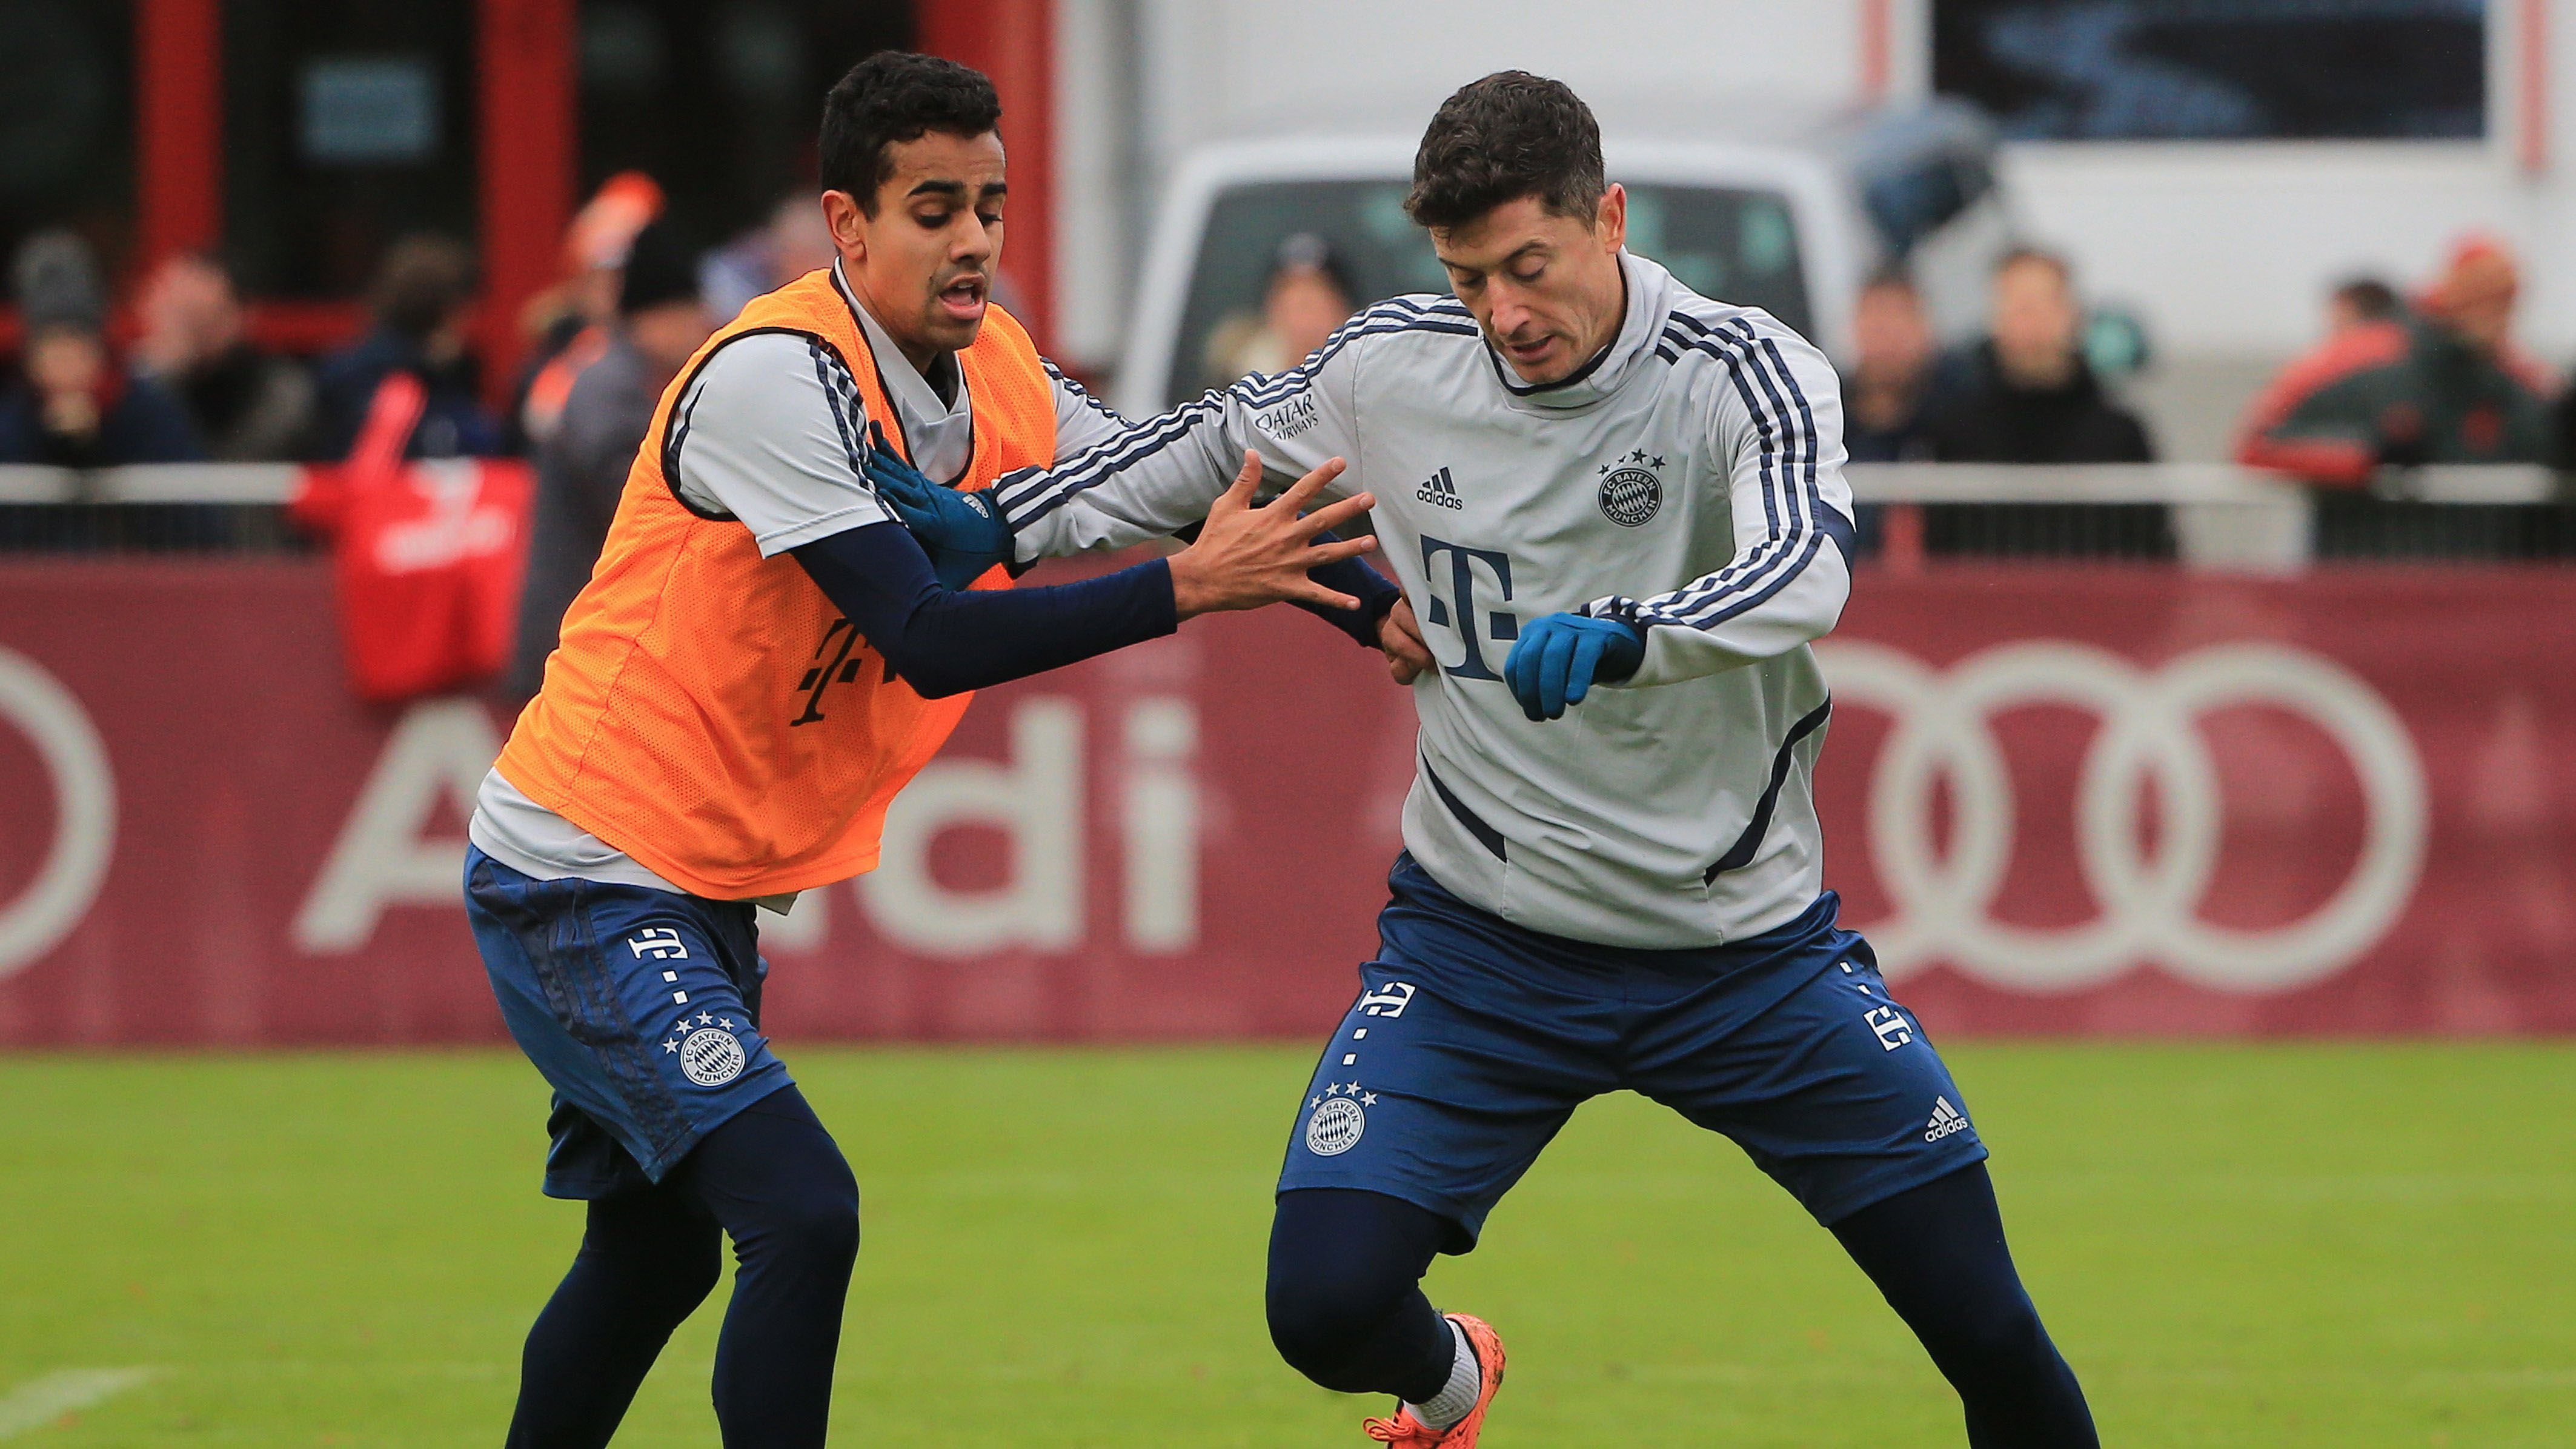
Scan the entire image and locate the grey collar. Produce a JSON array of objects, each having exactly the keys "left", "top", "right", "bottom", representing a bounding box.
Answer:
[
  {"left": 1486, "top": 251, "right": 1665, "bottom": 414},
  {"left": 832, "top": 259, "right": 975, "bottom": 478}
]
